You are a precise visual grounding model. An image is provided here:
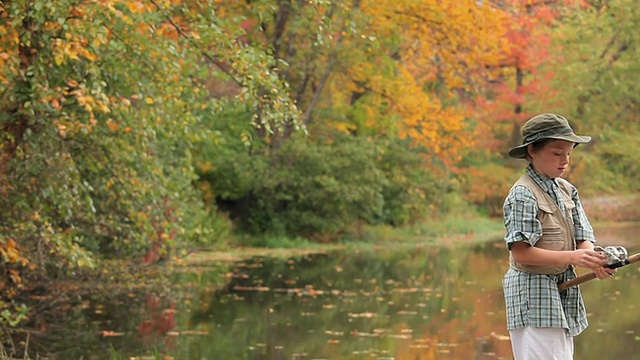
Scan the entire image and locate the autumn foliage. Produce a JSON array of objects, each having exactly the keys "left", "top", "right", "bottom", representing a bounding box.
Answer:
[{"left": 1, "top": 0, "right": 640, "bottom": 352}]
